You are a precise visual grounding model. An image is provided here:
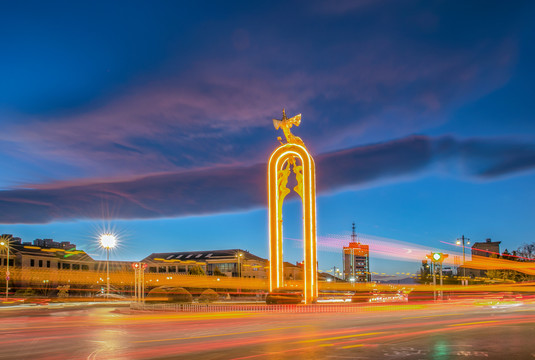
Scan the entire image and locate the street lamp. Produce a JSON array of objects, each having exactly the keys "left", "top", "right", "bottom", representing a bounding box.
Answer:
[
  {"left": 99, "top": 233, "right": 117, "bottom": 299},
  {"left": 235, "top": 252, "right": 243, "bottom": 278},
  {"left": 456, "top": 235, "right": 470, "bottom": 285},
  {"left": 0, "top": 238, "right": 10, "bottom": 301},
  {"left": 235, "top": 251, "right": 244, "bottom": 295}
]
